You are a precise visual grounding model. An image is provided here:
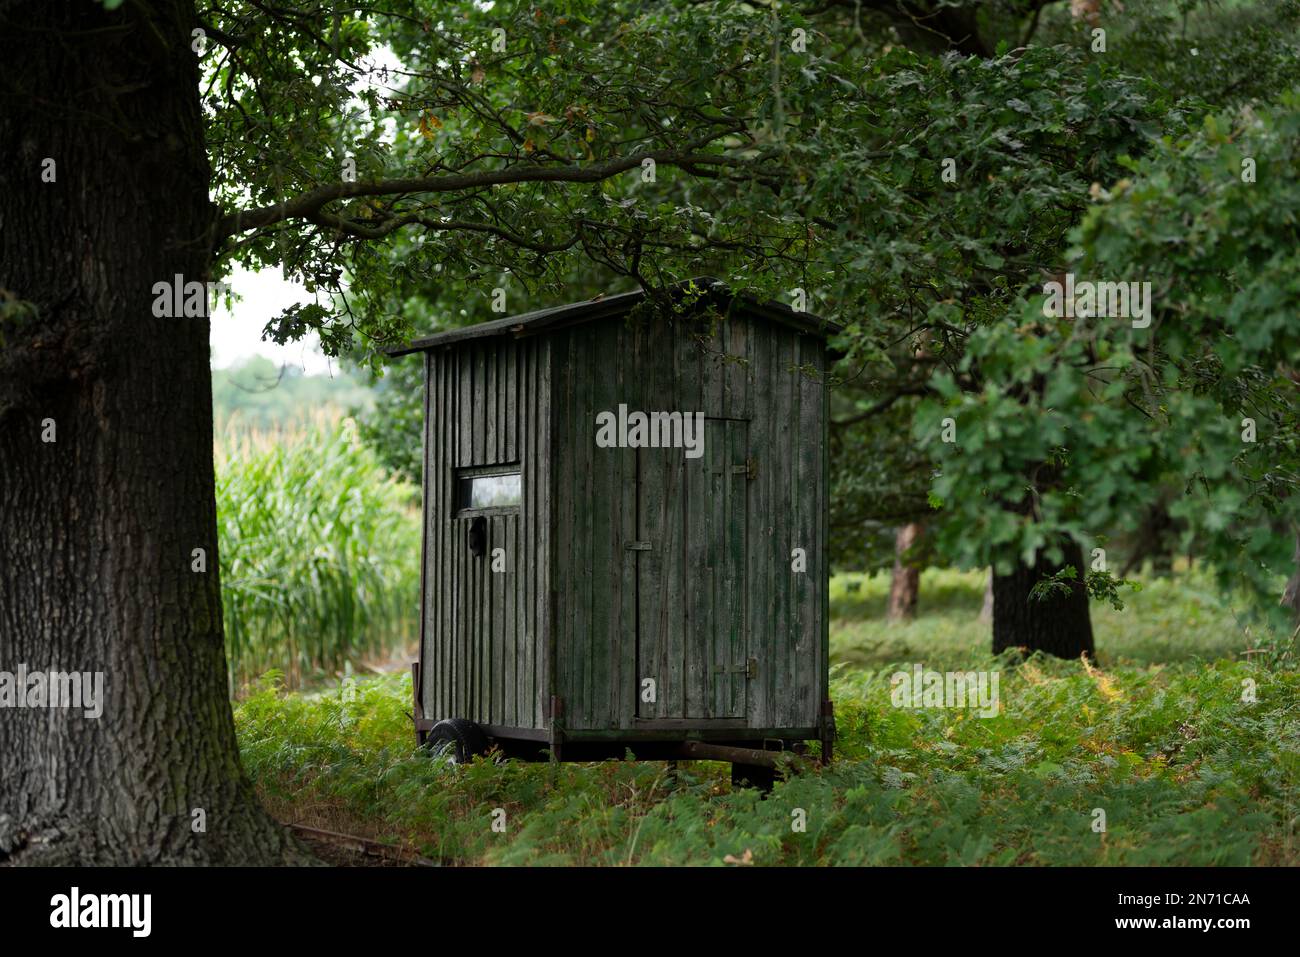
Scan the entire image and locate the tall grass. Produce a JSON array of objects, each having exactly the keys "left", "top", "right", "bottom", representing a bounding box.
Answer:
[
  {"left": 215, "top": 415, "right": 421, "bottom": 687},
  {"left": 237, "top": 649, "right": 1300, "bottom": 865},
  {"left": 234, "top": 570, "right": 1298, "bottom": 865}
]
